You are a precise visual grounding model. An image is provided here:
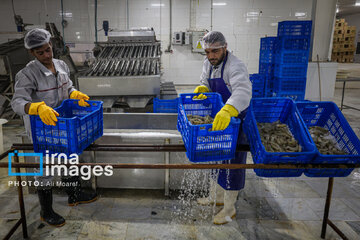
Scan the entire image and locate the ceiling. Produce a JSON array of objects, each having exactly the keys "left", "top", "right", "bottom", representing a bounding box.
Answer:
[{"left": 337, "top": 0, "right": 360, "bottom": 16}]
